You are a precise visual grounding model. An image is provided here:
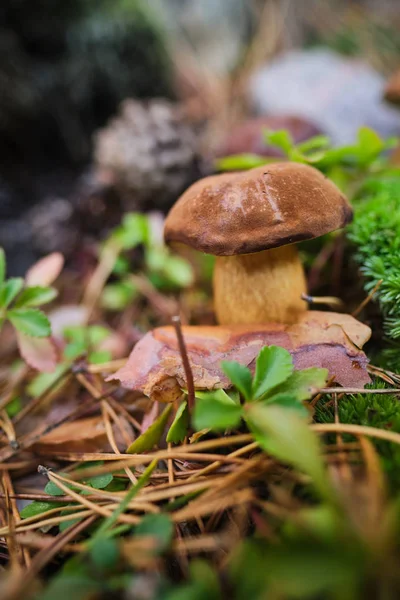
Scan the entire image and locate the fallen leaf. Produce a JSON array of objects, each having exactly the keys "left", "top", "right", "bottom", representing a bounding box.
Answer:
[
  {"left": 25, "top": 253, "right": 64, "bottom": 287},
  {"left": 16, "top": 332, "right": 58, "bottom": 373},
  {"left": 109, "top": 312, "right": 371, "bottom": 400},
  {"left": 32, "top": 415, "right": 133, "bottom": 453}
]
